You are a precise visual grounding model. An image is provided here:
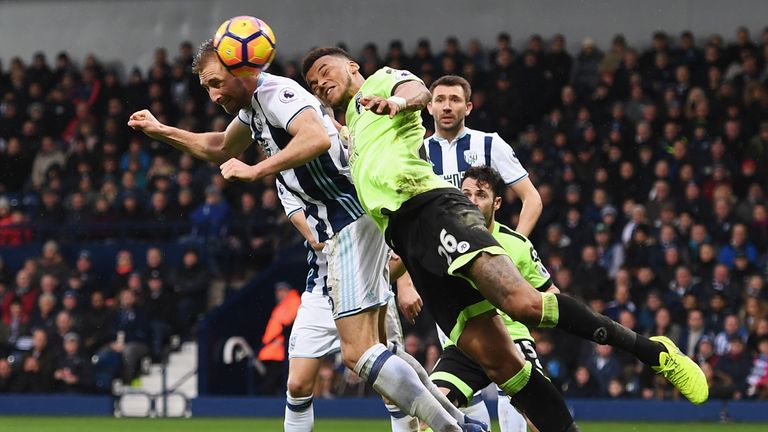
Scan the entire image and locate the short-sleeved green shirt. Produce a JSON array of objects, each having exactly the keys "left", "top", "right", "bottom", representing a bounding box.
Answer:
[
  {"left": 345, "top": 67, "right": 451, "bottom": 233},
  {"left": 491, "top": 221, "right": 552, "bottom": 342}
]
